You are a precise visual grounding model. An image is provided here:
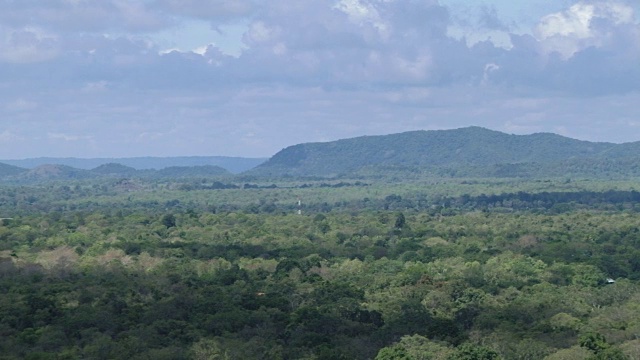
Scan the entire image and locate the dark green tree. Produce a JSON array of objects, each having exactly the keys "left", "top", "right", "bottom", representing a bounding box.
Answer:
[
  {"left": 394, "top": 212, "right": 406, "bottom": 229},
  {"left": 161, "top": 213, "right": 176, "bottom": 228},
  {"left": 448, "top": 343, "right": 500, "bottom": 360}
]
